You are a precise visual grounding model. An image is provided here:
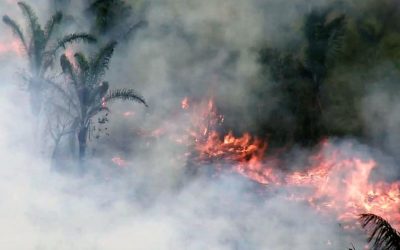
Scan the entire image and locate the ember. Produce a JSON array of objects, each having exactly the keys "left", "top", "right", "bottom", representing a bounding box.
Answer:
[
  {"left": 112, "top": 156, "right": 127, "bottom": 167},
  {"left": 123, "top": 111, "right": 135, "bottom": 117},
  {"left": 181, "top": 97, "right": 189, "bottom": 109}
]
